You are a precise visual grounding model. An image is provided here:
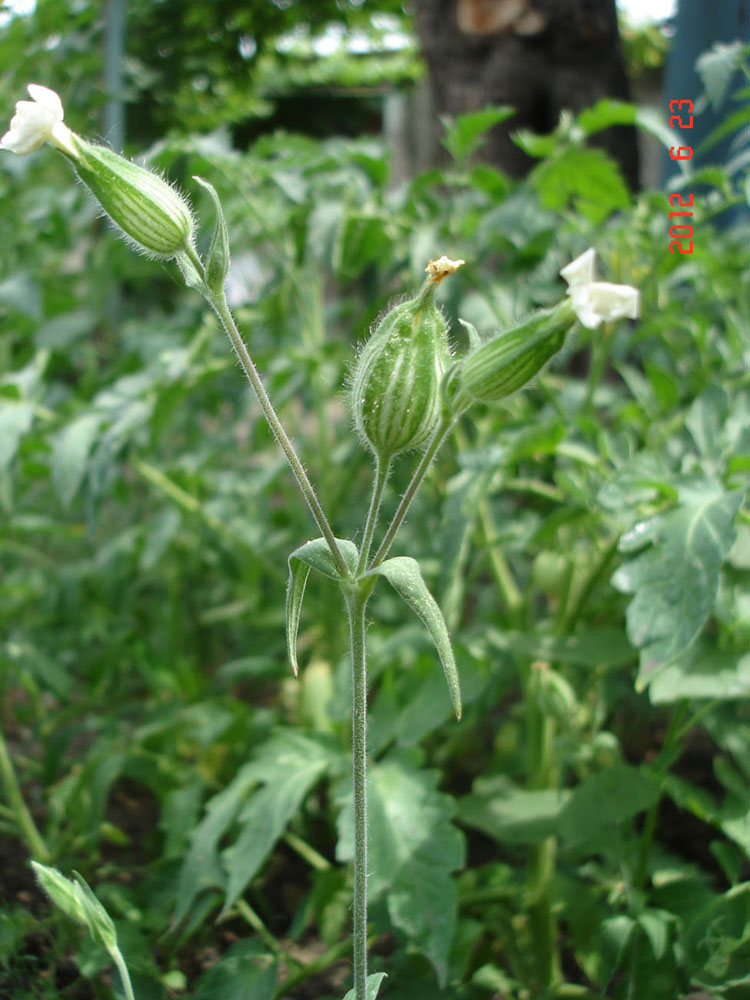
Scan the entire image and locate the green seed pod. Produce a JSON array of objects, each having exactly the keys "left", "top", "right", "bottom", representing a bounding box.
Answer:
[
  {"left": 72, "top": 137, "right": 194, "bottom": 258},
  {"left": 531, "top": 663, "right": 578, "bottom": 725},
  {"left": 454, "top": 298, "right": 575, "bottom": 409},
  {"left": 351, "top": 275, "right": 454, "bottom": 462}
]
